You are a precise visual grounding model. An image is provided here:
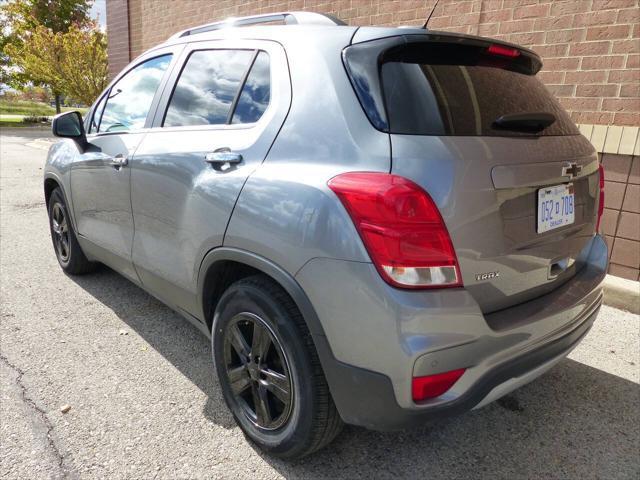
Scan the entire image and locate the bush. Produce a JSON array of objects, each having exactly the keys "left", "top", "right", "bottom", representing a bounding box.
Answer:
[{"left": 23, "top": 115, "right": 51, "bottom": 124}]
